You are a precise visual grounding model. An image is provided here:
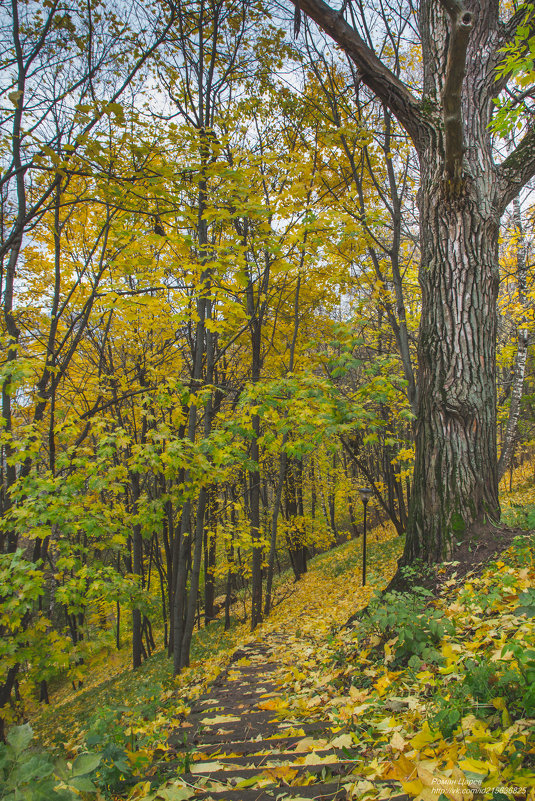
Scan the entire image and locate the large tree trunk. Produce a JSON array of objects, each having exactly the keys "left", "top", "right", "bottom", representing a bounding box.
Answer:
[
  {"left": 404, "top": 0, "right": 502, "bottom": 561},
  {"left": 405, "top": 181, "right": 500, "bottom": 560}
]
